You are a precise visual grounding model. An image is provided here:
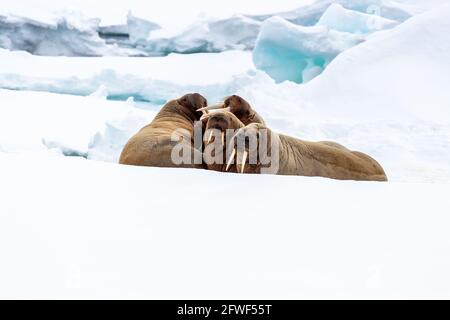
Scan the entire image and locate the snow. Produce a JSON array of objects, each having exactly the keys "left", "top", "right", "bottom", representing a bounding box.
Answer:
[
  {"left": 1, "top": 152, "right": 450, "bottom": 299},
  {"left": 299, "top": 4, "right": 450, "bottom": 123},
  {"left": 0, "top": 89, "right": 153, "bottom": 161},
  {"left": 1, "top": 0, "right": 450, "bottom": 299},
  {"left": 253, "top": 16, "right": 365, "bottom": 83},
  {"left": 0, "top": 49, "right": 254, "bottom": 102},
  {"left": 316, "top": 3, "right": 399, "bottom": 34}
]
